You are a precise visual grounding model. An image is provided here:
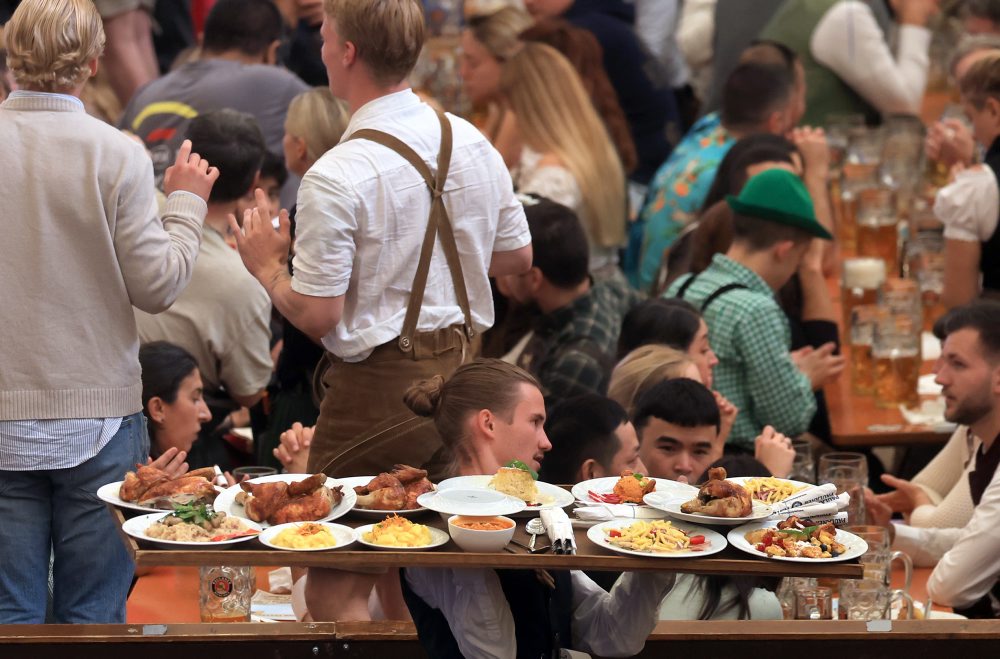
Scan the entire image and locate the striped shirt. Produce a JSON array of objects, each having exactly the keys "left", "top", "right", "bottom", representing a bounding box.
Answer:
[
  {"left": 0, "top": 418, "right": 122, "bottom": 471},
  {"left": 667, "top": 254, "right": 816, "bottom": 449}
]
